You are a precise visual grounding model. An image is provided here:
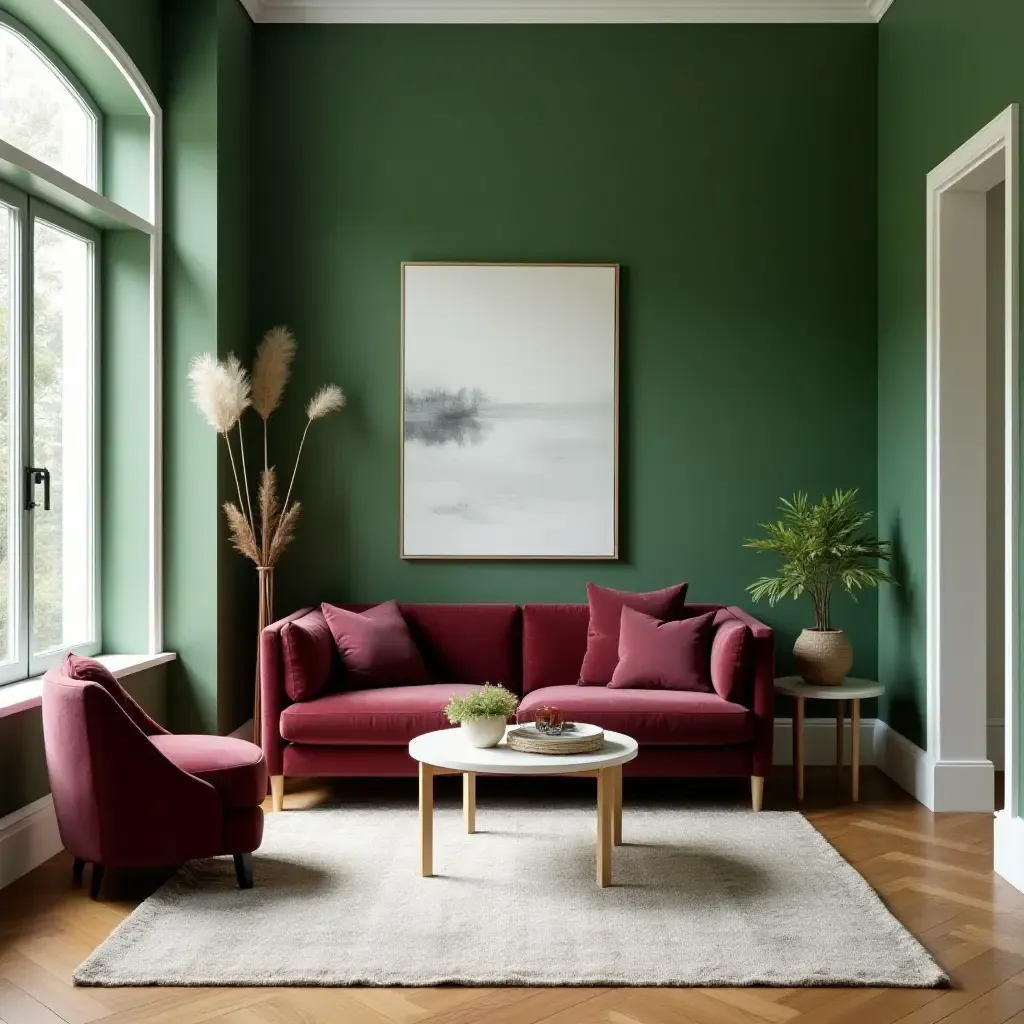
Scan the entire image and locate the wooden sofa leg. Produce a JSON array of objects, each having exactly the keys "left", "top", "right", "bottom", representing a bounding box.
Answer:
[
  {"left": 72, "top": 857, "right": 86, "bottom": 885},
  {"left": 751, "top": 776, "right": 764, "bottom": 812},
  {"left": 90, "top": 864, "right": 105, "bottom": 900},
  {"left": 234, "top": 853, "right": 254, "bottom": 890},
  {"left": 270, "top": 775, "right": 284, "bottom": 812}
]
